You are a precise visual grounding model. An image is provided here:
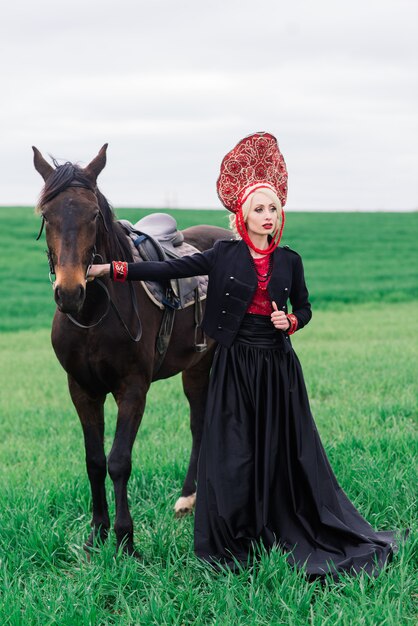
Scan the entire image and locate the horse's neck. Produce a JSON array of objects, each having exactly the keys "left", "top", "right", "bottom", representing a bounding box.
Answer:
[{"left": 96, "top": 224, "right": 128, "bottom": 264}]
